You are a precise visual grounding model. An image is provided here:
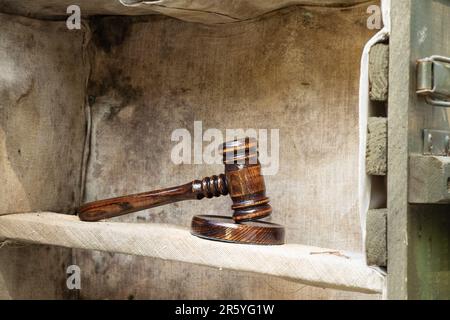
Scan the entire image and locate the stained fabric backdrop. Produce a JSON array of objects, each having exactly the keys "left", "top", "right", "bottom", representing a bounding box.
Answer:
[{"left": 0, "top": 0, "right": 381, "bottom": 299}]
